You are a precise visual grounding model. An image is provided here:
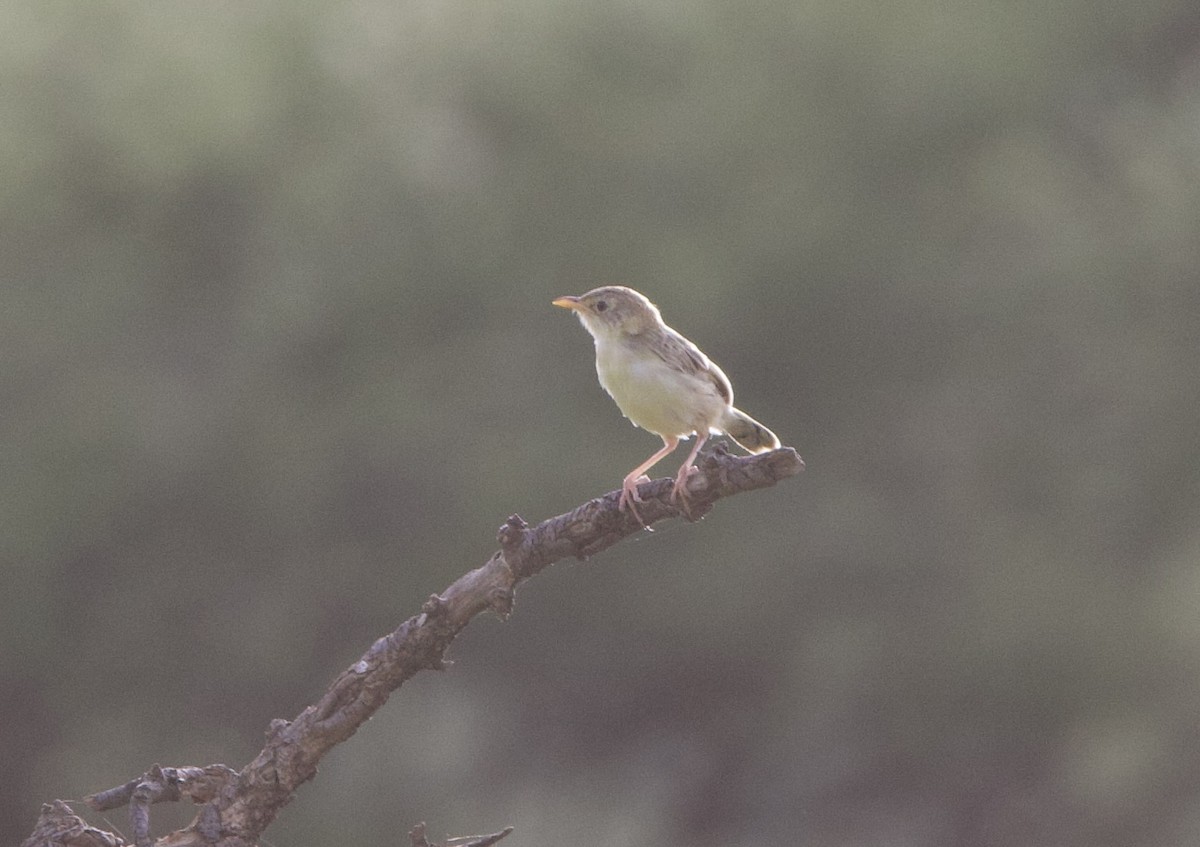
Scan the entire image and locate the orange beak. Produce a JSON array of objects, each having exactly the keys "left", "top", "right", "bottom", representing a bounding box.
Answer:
[{"left": 552, "top": 295, "right": 582, "bottom": 311}]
